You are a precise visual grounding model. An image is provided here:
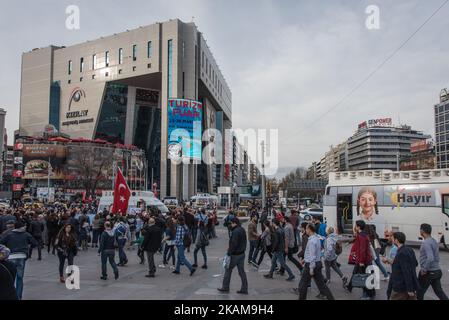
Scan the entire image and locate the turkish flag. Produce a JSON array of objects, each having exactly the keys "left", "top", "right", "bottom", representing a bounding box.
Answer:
[{"left": 112, "top": 168, "right": 131, "bottom": 215}]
